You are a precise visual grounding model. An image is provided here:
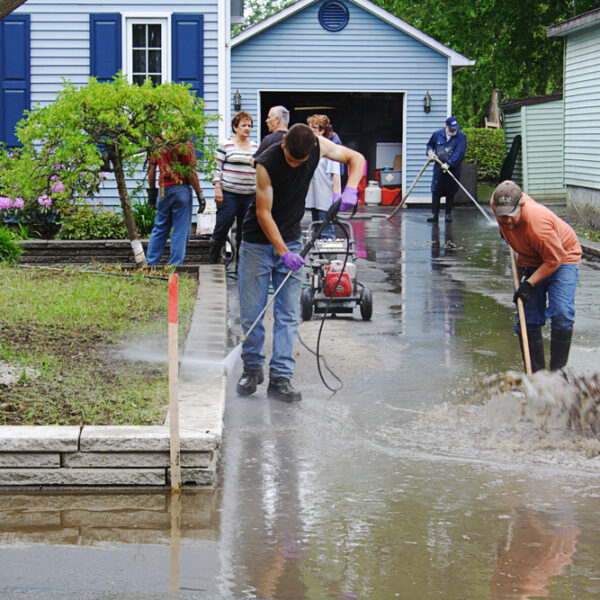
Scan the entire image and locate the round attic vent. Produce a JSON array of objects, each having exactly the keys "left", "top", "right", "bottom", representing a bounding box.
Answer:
[{"left": 318, "top": 1, "right": 349, "bottom": 32}]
